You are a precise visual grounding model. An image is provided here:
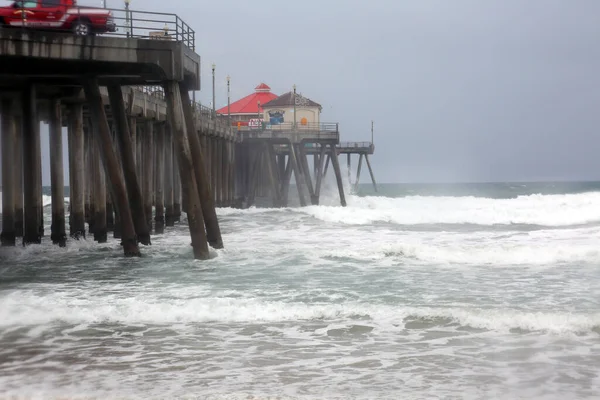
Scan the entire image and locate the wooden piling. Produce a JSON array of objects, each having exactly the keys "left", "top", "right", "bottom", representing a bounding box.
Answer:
[
  {"left": 1, "top": 98, "right": 16, "bottom": 246},
  {"left": 179, "top": 86, "right": 224, "bottom": 248},
  {"left": 22, "top": 84, "right": 42, "bottom": 245},
  {"left": 329, "top": 145, "right": 347, "bottom": 207},
  {"left": 68, "top": 103, "right": 85, "bottom": 239},
  {"left": 107, "top": 84, "right": 151, "bottom": 245},
  {"left": 48, "top": 99, "right": 67, "bottom": 247},
  {"left": 83, "top": 79, "right": 140, "bottom": 256},
  {"left": 163, "top": 80, "right": 209, "bottom": 260}
]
